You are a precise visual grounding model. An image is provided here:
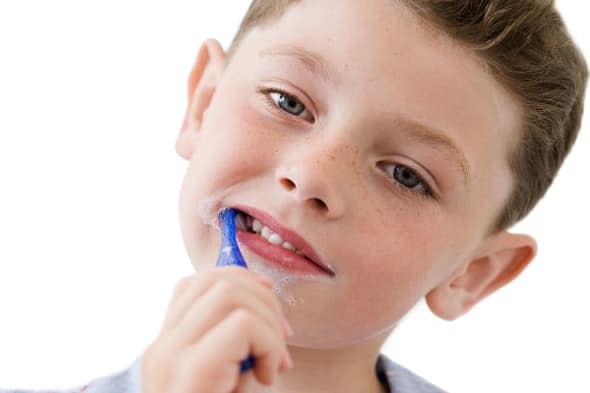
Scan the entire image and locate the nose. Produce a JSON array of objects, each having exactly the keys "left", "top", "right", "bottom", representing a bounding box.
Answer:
[{"left": 274, "top": 143, "right": 349, "bottom": 218}]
